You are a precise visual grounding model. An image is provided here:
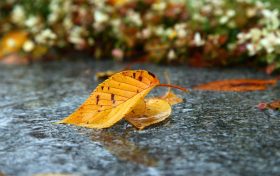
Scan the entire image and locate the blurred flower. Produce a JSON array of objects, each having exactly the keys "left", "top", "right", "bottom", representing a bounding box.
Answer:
[
  {"left": 35, "top": 29, "right": 57, "bottom": 45},
  {"left": 127, "top": 10, "right": 142, "bottom": 27},
  {"left": 219, "top": 16, "right": 229, "bottom": 24},
  {"left": 246, "top": 44, "right": 257, "bottom": 56},
  {"left": 152, "top": 2, "right": 167, "bottom": 11},
  {"left": 2, "top": 0, "right": 280, "bottom": 72},
  {"left": 68, "top": 26, "right": 87, "bottom": 48},
  {"left": 11, "top": 5, "right": 25, "bottom": 25},
  {"left": 25, "top": 16, "right": 40, "bottom": 28},
  {"left": 112, "top": 48, "right": 124, "bottom": 60},
  {"left": 94, "top": 10, "right": 109, "bottom": 24},
  {"left": 261, "top": 9, "right": 280, "bottom": 29},
  {"left": 167, "top": 49, "right": 176, "bottom": 60},
  {"left": 193, "top": 32, "right": 205, "bottom": 46},
  {"left": 23, "top": 40, "right": 35, "bottom": 52}
]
